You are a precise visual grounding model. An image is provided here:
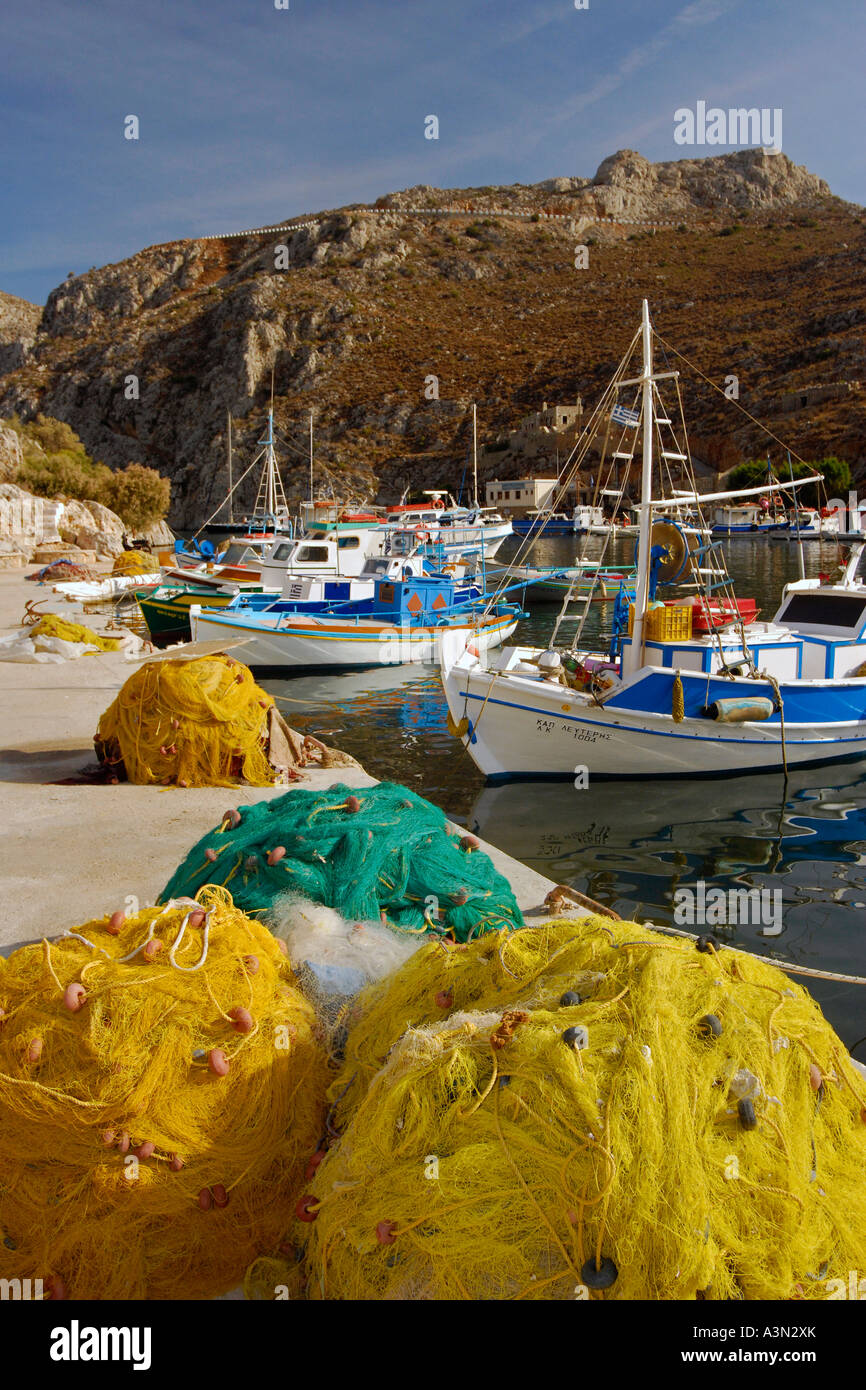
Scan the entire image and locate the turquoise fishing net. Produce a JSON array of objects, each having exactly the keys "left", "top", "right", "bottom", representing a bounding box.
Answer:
[{"left": 159, "top": 782, "right": 524, "bottom": 942}]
